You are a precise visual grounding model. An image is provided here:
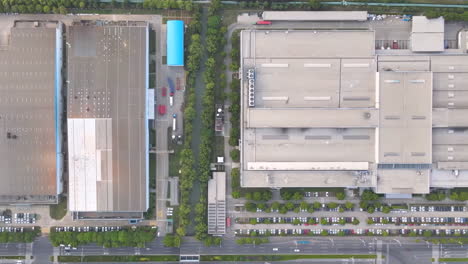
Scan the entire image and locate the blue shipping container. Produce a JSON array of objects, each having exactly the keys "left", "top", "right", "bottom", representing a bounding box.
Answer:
[{"left": 167, "top": 20, "right": 184, "bottom": 66}]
